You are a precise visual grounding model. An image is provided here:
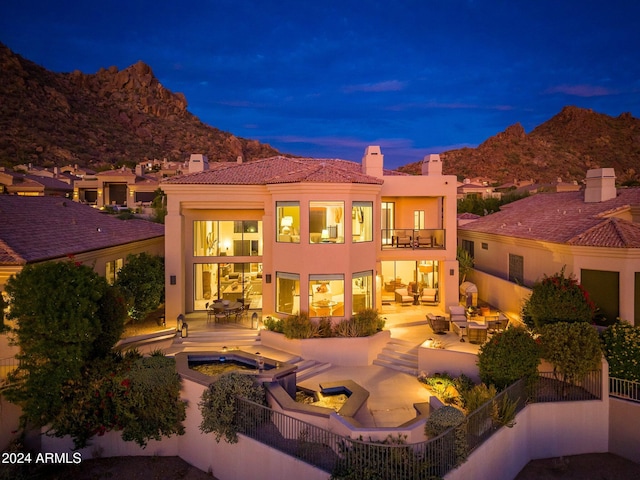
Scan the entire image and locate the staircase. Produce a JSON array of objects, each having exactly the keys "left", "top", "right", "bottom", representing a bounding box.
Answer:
[
  {"left": 294, "top": 358, "right": 333, "bottom": 382},
  {"left": 373, "top": 338, "right": 420, "bottom": 376},
  {"left": 164, "top": 328, "right": 262, "bottom": 355}
]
